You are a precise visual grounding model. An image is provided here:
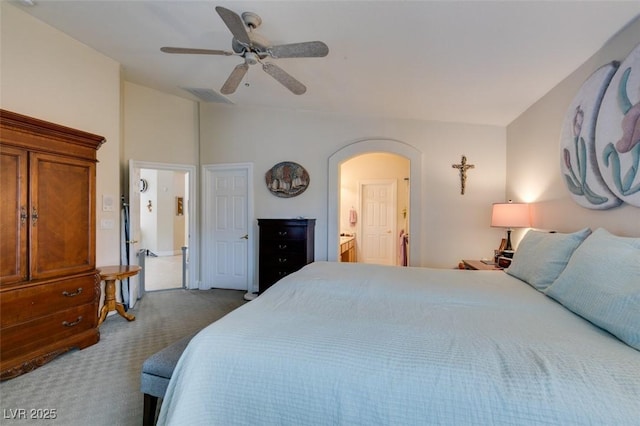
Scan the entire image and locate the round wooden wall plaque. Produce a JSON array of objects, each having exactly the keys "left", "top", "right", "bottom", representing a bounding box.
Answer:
[{"left": 265, "top": 161, "right": 310, "bottom": 198}]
